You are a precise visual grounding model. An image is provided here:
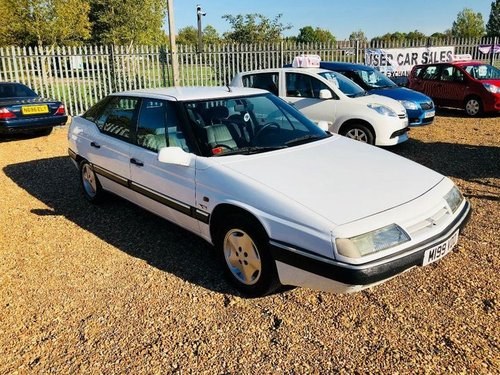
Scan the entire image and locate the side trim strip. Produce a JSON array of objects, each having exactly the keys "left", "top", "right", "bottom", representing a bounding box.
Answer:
[{"left": 89, "top": 160, "right": 210, "bottom": 224}]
